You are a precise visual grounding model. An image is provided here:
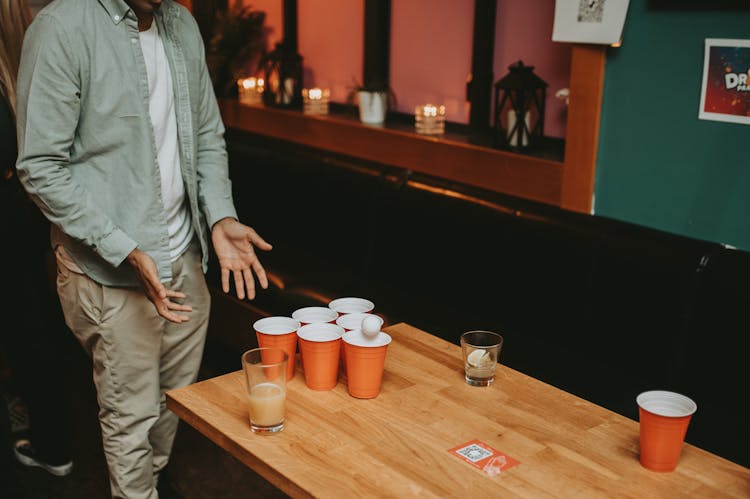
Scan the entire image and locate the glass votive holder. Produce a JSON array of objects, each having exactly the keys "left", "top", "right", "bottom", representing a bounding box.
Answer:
[
  {"left": 414, "top": 104, "right": 446, "bottom": 135},
  {"left": 237, "top": 77, "right": 264, "bottom": 106},
  {"left": 302, "top": 88, "right": 330, "bottom": 115}
]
